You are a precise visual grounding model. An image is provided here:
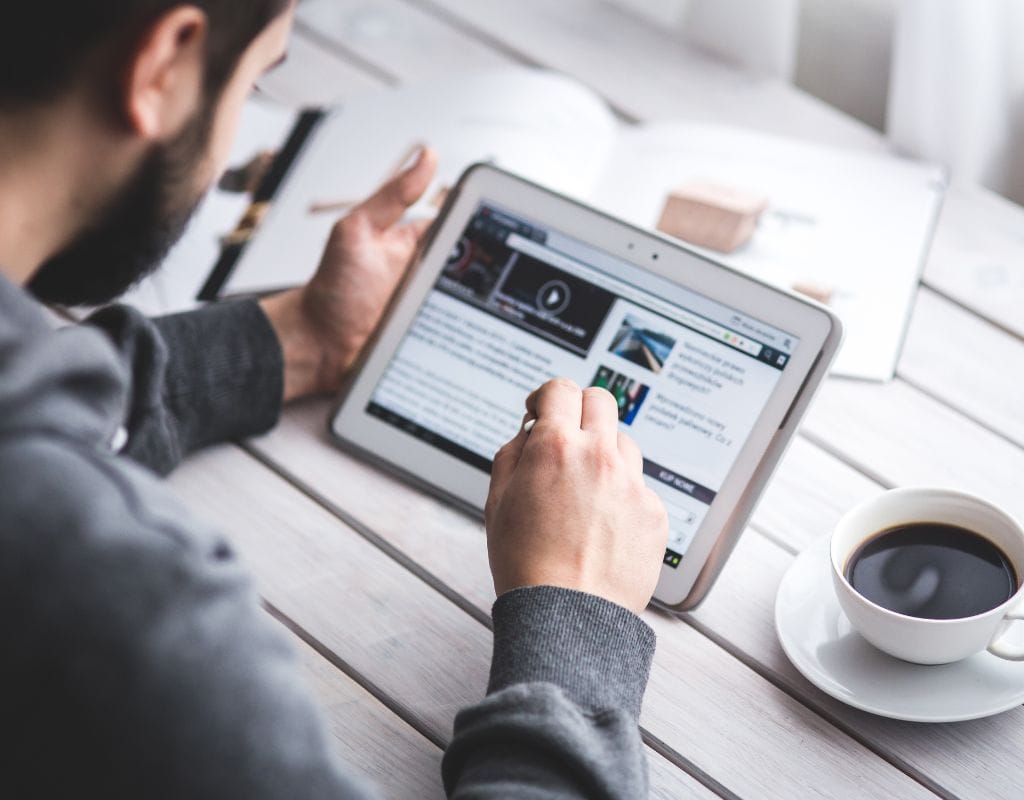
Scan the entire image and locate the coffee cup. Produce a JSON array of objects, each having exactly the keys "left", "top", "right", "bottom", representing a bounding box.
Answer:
[{"left": 830, "top": 487, "right": 1024, "bottom": 665}]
